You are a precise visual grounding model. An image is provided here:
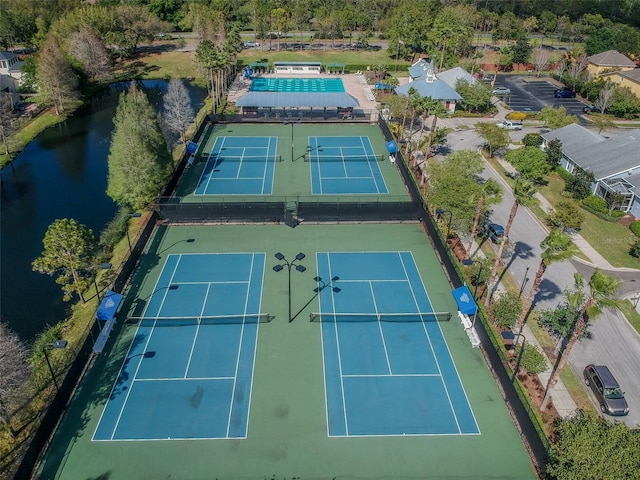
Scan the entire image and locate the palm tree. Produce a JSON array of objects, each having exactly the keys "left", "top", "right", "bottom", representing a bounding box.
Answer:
[
  {"left": 485, "top": 179, "right": 537, "bottom": 307},
  {"left": 514, "top": 229, "right": 578, "bottom": 334},
  {"left": 541, "top": 269, "right": 624, "bottom": 411},
  {"left": 424, "top": 98, "right": 447, "bottom": 160},
  {"left": 466, "top": 179, "right": 502, "bottom": 257}
]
